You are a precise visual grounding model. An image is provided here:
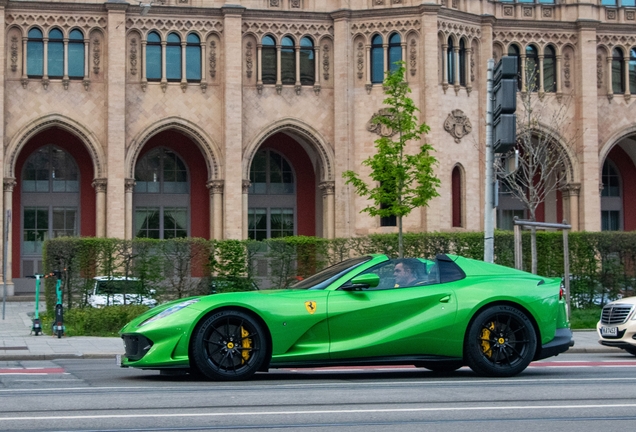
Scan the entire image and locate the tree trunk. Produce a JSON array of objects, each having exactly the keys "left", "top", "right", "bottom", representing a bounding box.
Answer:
[
  {"left": 398, "top": 215, "right": 404, "bottom": 258},
  {"left": 531, "top": 225, "right": 537, "bottom": 275}
]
